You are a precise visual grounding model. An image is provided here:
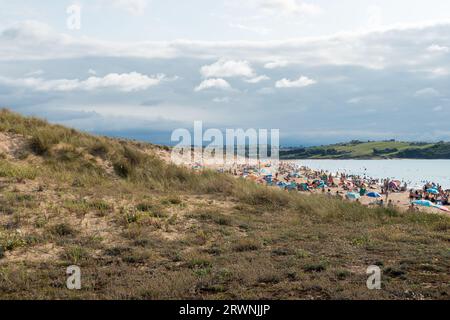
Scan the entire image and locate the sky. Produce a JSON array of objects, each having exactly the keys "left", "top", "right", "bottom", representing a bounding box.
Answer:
[{"left": 1, "top": 0, "right": 450, "bottom": 145}]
